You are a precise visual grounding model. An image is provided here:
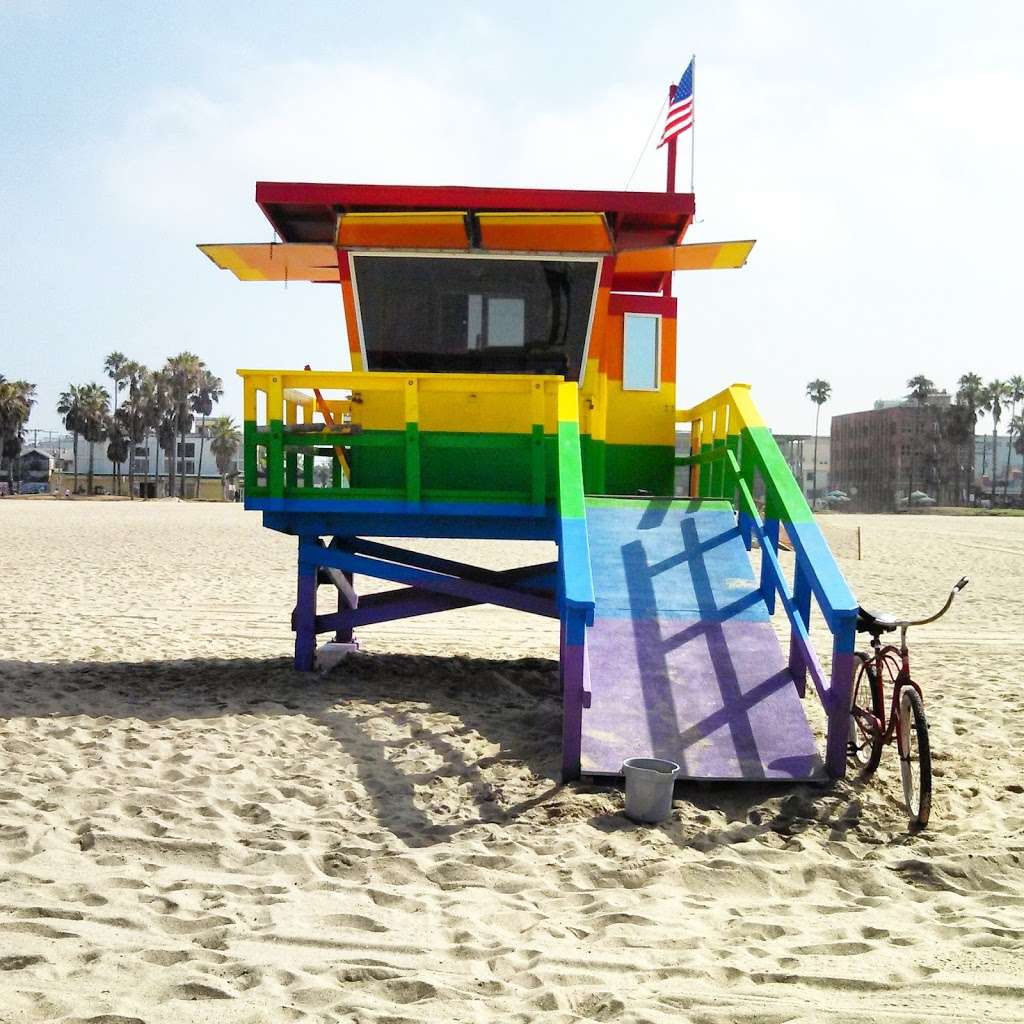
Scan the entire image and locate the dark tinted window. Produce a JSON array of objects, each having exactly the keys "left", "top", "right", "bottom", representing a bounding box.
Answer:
[{"left": 353, "top": 256, "right": 598, "bottom": 380}]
